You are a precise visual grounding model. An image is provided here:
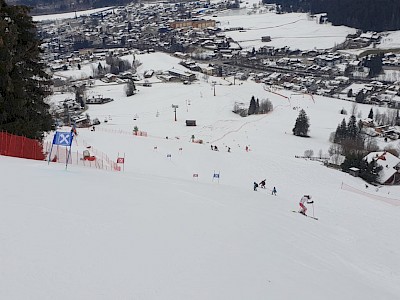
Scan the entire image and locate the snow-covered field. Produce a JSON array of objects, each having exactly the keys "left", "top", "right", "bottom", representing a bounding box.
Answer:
[
  {"left": 377, "top": 31, "right": 400, "bottom": 50},
  {"left": 1, "top": 52, "right": 400, "bottom": 299},
  {"left": 32, "top": 7, "right": 114, "bottom": 22},
  {"left": 214, "top": 11, "right": 355, "bottom": 50}
]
